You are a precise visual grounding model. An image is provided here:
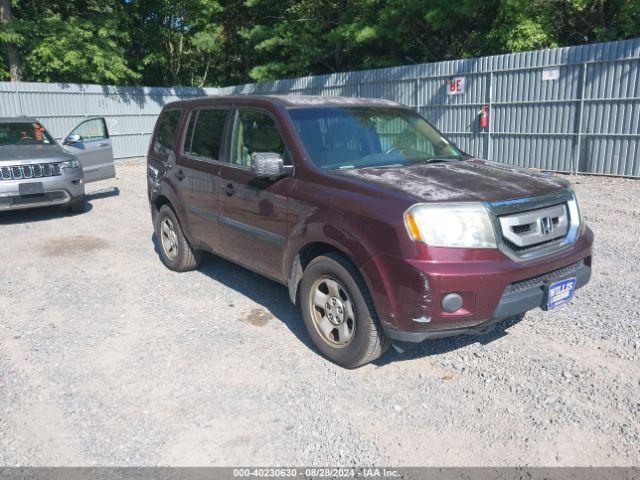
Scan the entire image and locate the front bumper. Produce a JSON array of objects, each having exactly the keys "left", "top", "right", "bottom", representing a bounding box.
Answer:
[
  {"left": 0, "top": 169, "right": 84, "bottom": 211},
  {"left": 373, "top": 227, "right": 593, "bottom": 343},
  {"left": 384, "top": 258, "right": 591, "bottom": 342}
]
